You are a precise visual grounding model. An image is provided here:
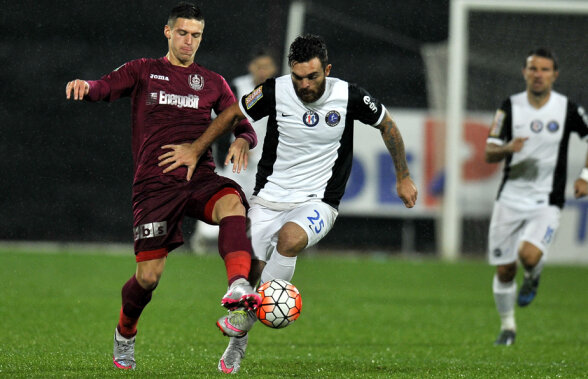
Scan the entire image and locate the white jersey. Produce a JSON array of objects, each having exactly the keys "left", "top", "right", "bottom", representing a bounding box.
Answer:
[
  {"left": 487, "top": 91, "right": 588, "bottom": 210},
  {"left": 238, "top": 75, "right": 386, "bottom": 209},
  {"left": 221, "top": 74, "right": 268, "bottom": 198}
]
